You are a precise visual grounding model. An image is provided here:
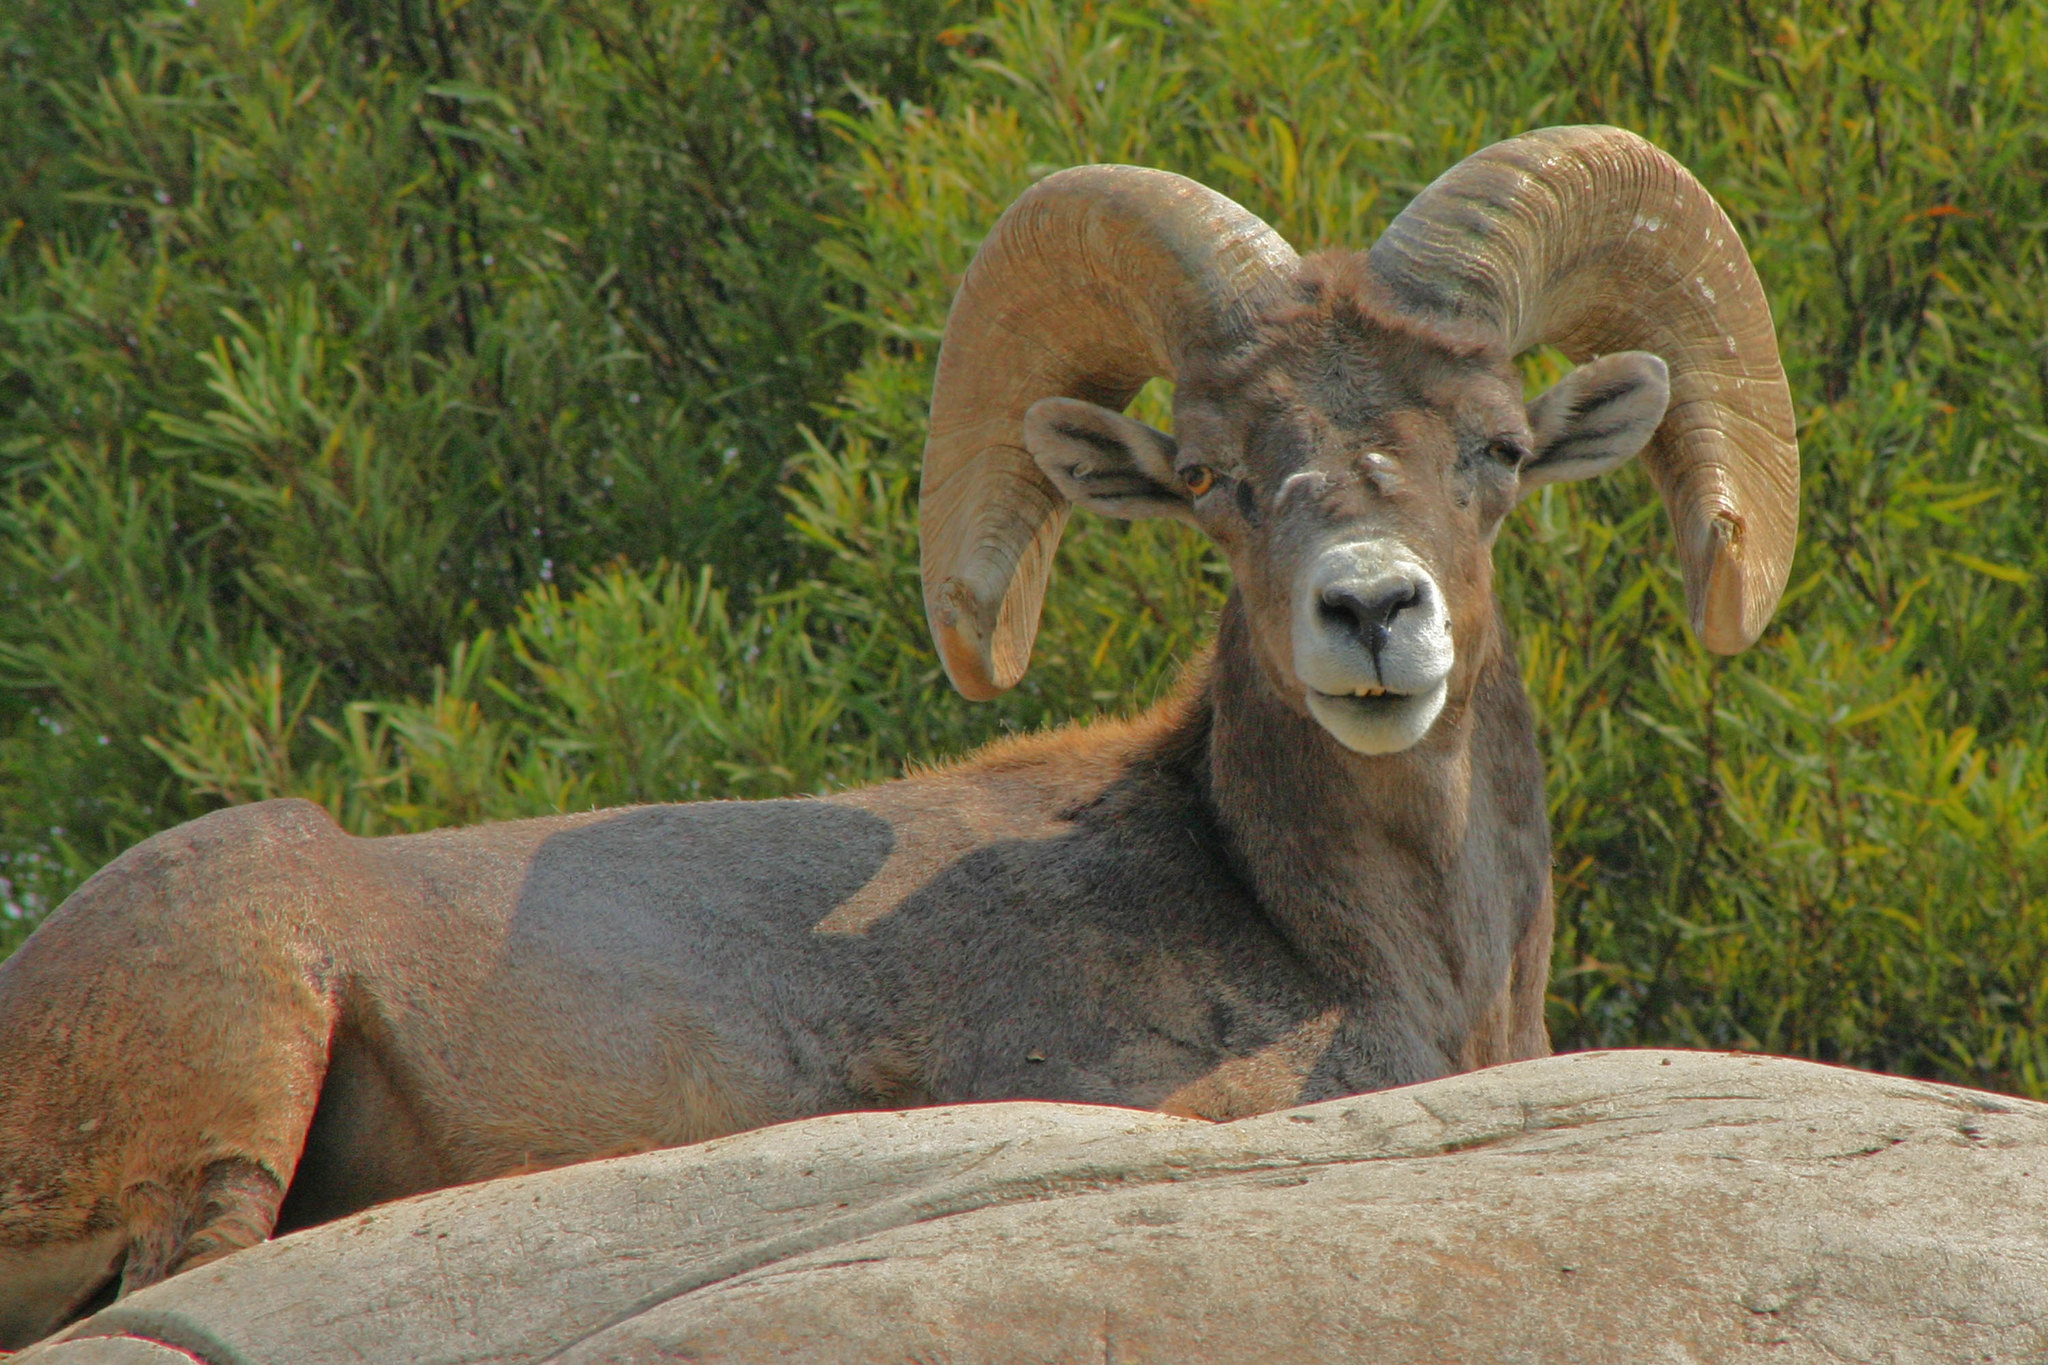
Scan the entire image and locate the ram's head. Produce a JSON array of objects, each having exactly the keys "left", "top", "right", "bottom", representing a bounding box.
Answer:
[{"left": 921, "top": 126, "right": 1798, "bottom": 754}]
